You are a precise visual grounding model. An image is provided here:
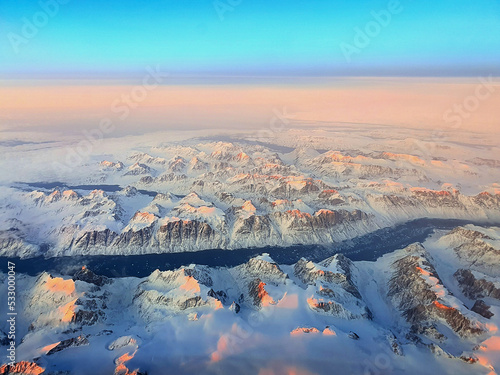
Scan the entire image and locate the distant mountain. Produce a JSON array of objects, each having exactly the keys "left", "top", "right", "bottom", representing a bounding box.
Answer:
[{"left": 1, "top": 138, "right": 499, "bottom": 258}]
